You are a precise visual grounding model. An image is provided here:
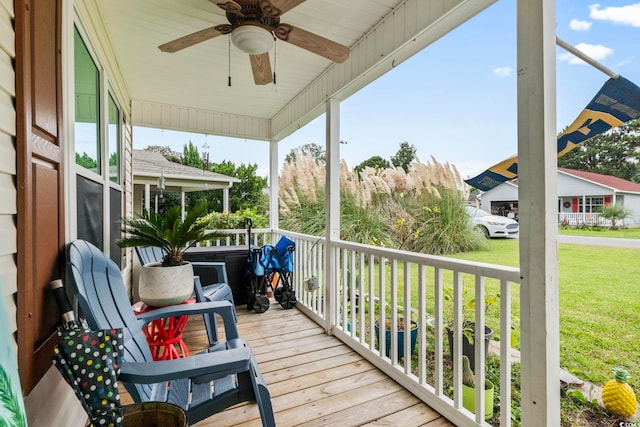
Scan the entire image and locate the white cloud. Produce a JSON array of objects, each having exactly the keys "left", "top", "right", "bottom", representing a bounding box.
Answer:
[
  {"left": 613, "top": 55, "right": 634, "bottom": 68},
  {"left": 492, "top": 67, "right": 512, "bottom": 78},
  {"left": 589, "top": 3, "right": 640, "bottom": 27},
  {"left": 569, "top": 19, "right": 592, "bottom": 31},
  {"left": 558, "top": 42, "right": 614, "bottom": 64}
]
